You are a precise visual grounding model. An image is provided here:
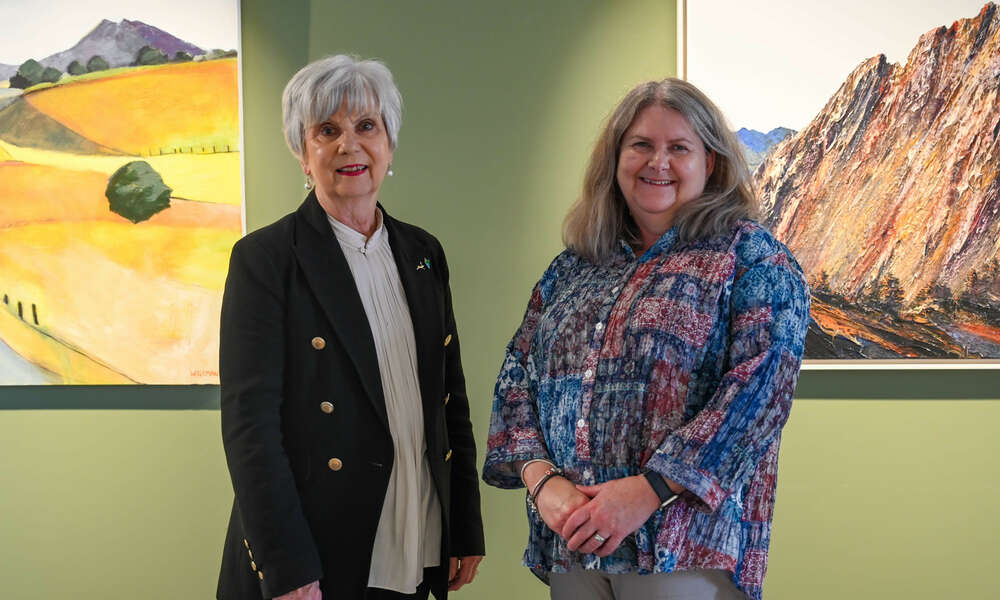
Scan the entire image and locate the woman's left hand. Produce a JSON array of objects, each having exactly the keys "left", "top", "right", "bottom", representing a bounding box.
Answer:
[
  {"left": 560, "top": 475, "right": 661, "bottom": 557},
  {"left": 448, "top": 555, "right": 483, "bottom": 591}
]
